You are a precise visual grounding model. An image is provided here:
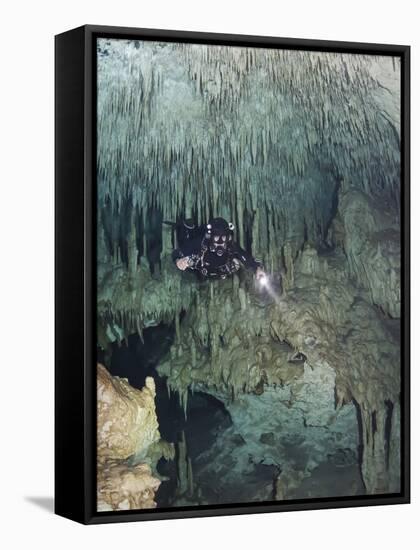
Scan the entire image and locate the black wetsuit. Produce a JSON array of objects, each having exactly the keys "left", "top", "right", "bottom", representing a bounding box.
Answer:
[{"left": 172, "top": 237, "right": 261, "bottom": 279}]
